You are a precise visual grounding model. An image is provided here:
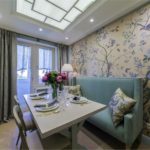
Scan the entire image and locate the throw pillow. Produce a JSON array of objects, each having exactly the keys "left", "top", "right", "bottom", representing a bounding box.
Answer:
[
  {"left": 109, "top": 88, "right": 136, "bottom": 126},
  {"left": 65, "top": 85, "right": 81, "bottom": 96}
]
